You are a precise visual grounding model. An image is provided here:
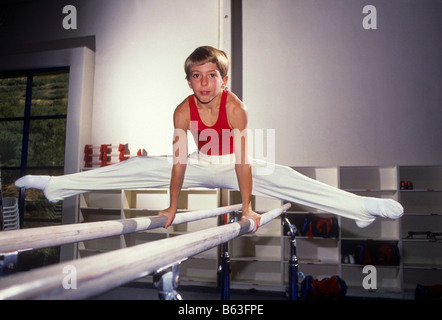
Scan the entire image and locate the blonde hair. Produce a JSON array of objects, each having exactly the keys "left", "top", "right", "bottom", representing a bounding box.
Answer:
[{"left": 184, "top": 46, "right": 229, "bottom": 80}]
